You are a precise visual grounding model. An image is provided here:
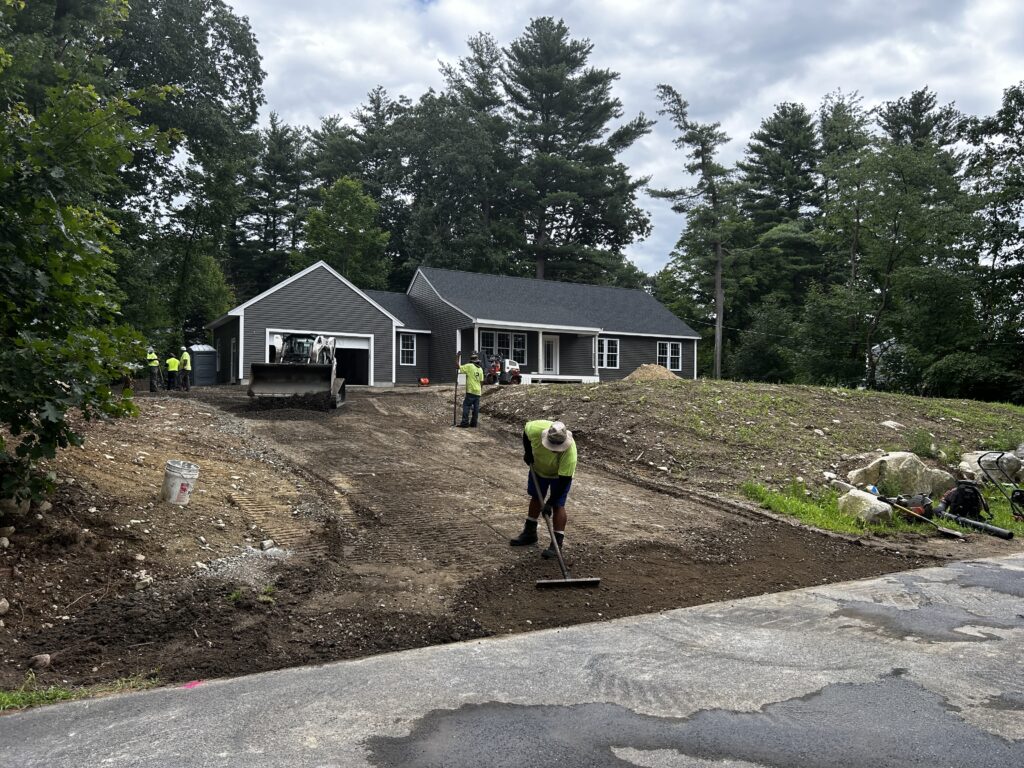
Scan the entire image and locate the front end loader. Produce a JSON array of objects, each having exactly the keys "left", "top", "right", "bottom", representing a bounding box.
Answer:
[{"left": 248, "top": 334, "right": 345, "bottom": 409}]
